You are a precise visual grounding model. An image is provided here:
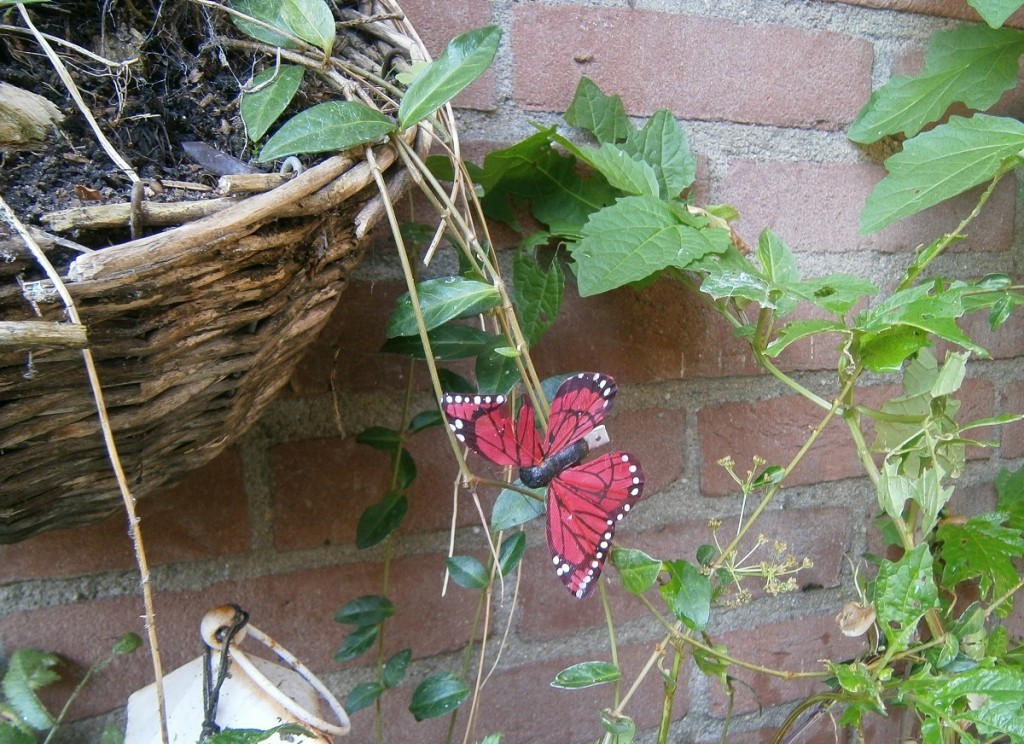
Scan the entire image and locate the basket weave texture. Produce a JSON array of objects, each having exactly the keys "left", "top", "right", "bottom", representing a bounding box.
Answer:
[{"left": 0, "top": 6, "right": 423, "bottom": 543}]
